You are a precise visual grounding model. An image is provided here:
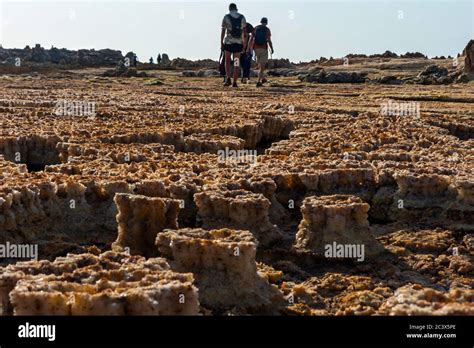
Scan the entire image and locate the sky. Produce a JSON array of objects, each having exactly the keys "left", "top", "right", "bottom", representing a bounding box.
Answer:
[{"left": 0, "top": 0, "right": 472, "bottom": 62}]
